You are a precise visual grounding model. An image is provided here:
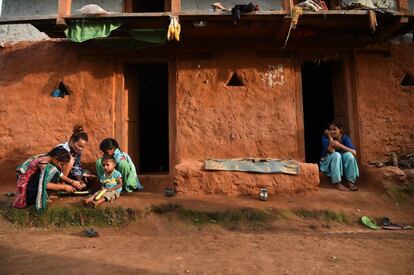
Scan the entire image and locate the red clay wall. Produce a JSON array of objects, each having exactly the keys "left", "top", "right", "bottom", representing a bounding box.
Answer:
[
  {"left": 356, "top": 44, "right": 414, "bottom": 165},
  {"left": 0, "top": 41, "right": 115, "bottom": 183},
  {"left": 175, "top": 48, "right": 319, "bottom": 195},
  {"left": 176, "top": 49, "right": 301, "bottom": 160}
]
